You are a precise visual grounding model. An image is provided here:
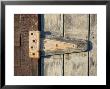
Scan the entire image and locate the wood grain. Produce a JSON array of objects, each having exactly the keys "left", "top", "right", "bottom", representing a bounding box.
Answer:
[
  {"left": 64, "top": 14, "right": 89, "bottom": 76},
  {"left": 43, "top": 14, "right": 63, "bottom": 76},
  {"left": 89, "top": 14, "right": 97, "bottom": 76},
  {"left": 44, "top": 55, "right": 63, "bottom": 76},
  {"left": 14, "top": 14, "right": 21, "bottom": 46},
  {"left": 14, "top": 14, "right": 39, "bottom": 76},
  {"left": 14, "top": 14, "right": 97, "bottom": 76}
]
